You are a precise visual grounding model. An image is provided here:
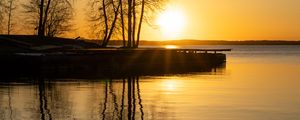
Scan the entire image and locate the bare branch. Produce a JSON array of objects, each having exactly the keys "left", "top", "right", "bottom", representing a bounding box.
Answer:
[{"left": 23, "top": 0, "right": 74, "bottom": 37}]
